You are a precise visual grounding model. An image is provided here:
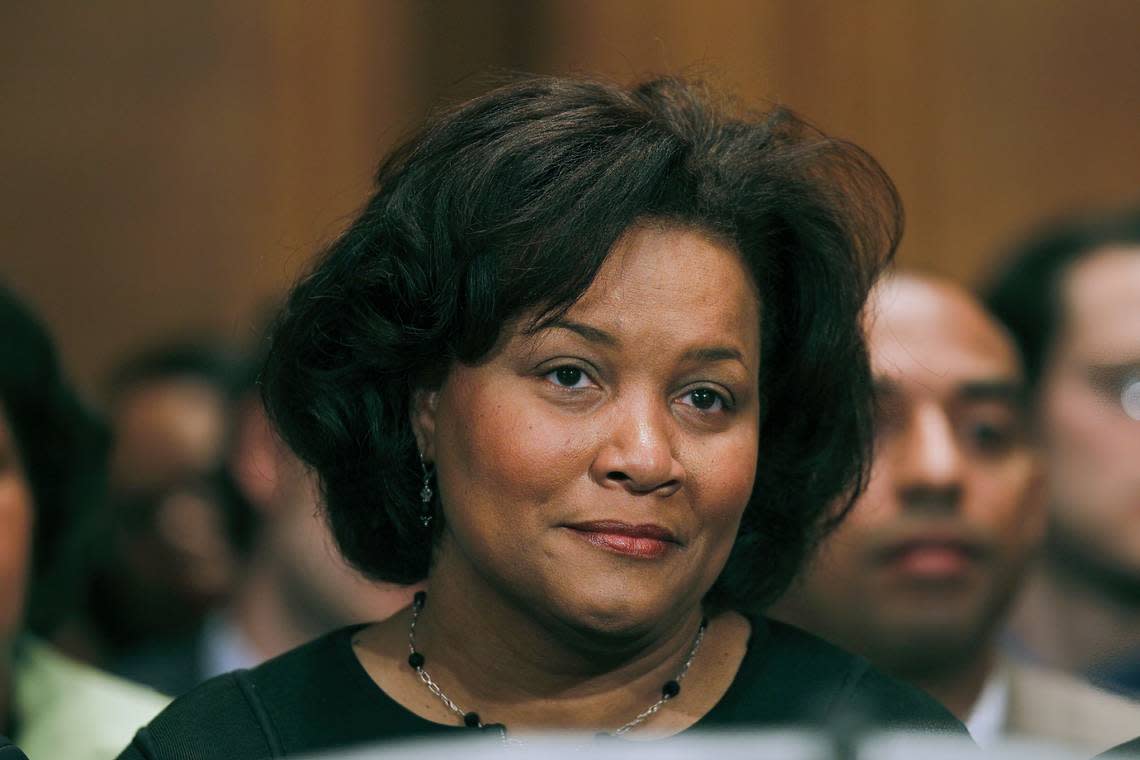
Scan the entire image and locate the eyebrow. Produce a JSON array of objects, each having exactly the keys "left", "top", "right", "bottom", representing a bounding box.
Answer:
[
  {"left": 531, "top": 319, "right": 618, "bottom": 347},
  {"left": 1087, "top": 361, "right": 1140, "bottom": 387},
  {"left": 873, "top": 377, "right": 1026, "bottom": 405},
  {"left": 956, "top": 380, "right": 1026, "bottom": 406},
  {"left": 530, "top": 319, "right": 747, "bottom": 365},
  {"left": 681, "top": 346, "right": 747, "bottom": 364}
]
